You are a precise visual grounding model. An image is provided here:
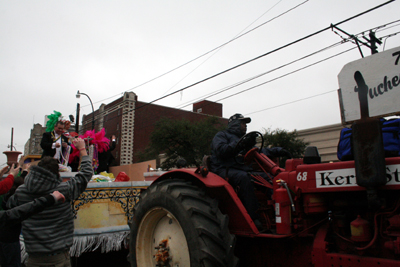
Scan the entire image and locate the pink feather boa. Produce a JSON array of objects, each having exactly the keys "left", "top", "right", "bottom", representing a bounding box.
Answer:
[{"left": 69, "top": 128, "right": 110, "bottom": 164}]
